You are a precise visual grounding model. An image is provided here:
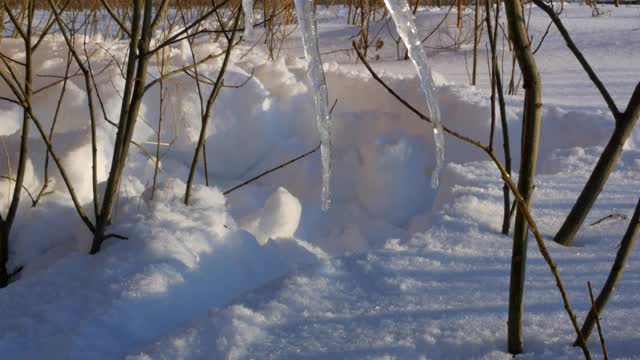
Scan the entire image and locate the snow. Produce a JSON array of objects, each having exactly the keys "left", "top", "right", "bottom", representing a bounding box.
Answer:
[
  {"left": 238, "top": 187, "right": 302, "bottom": 245},
  {"left": 0, "top": 180, "right": 324, "bottom": 358},
  {"left": 135, "top": 162, "right": 640, "bottom": 360},
  {"left": 1, "top": 3, "right": 639, "bottom": 359}
]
